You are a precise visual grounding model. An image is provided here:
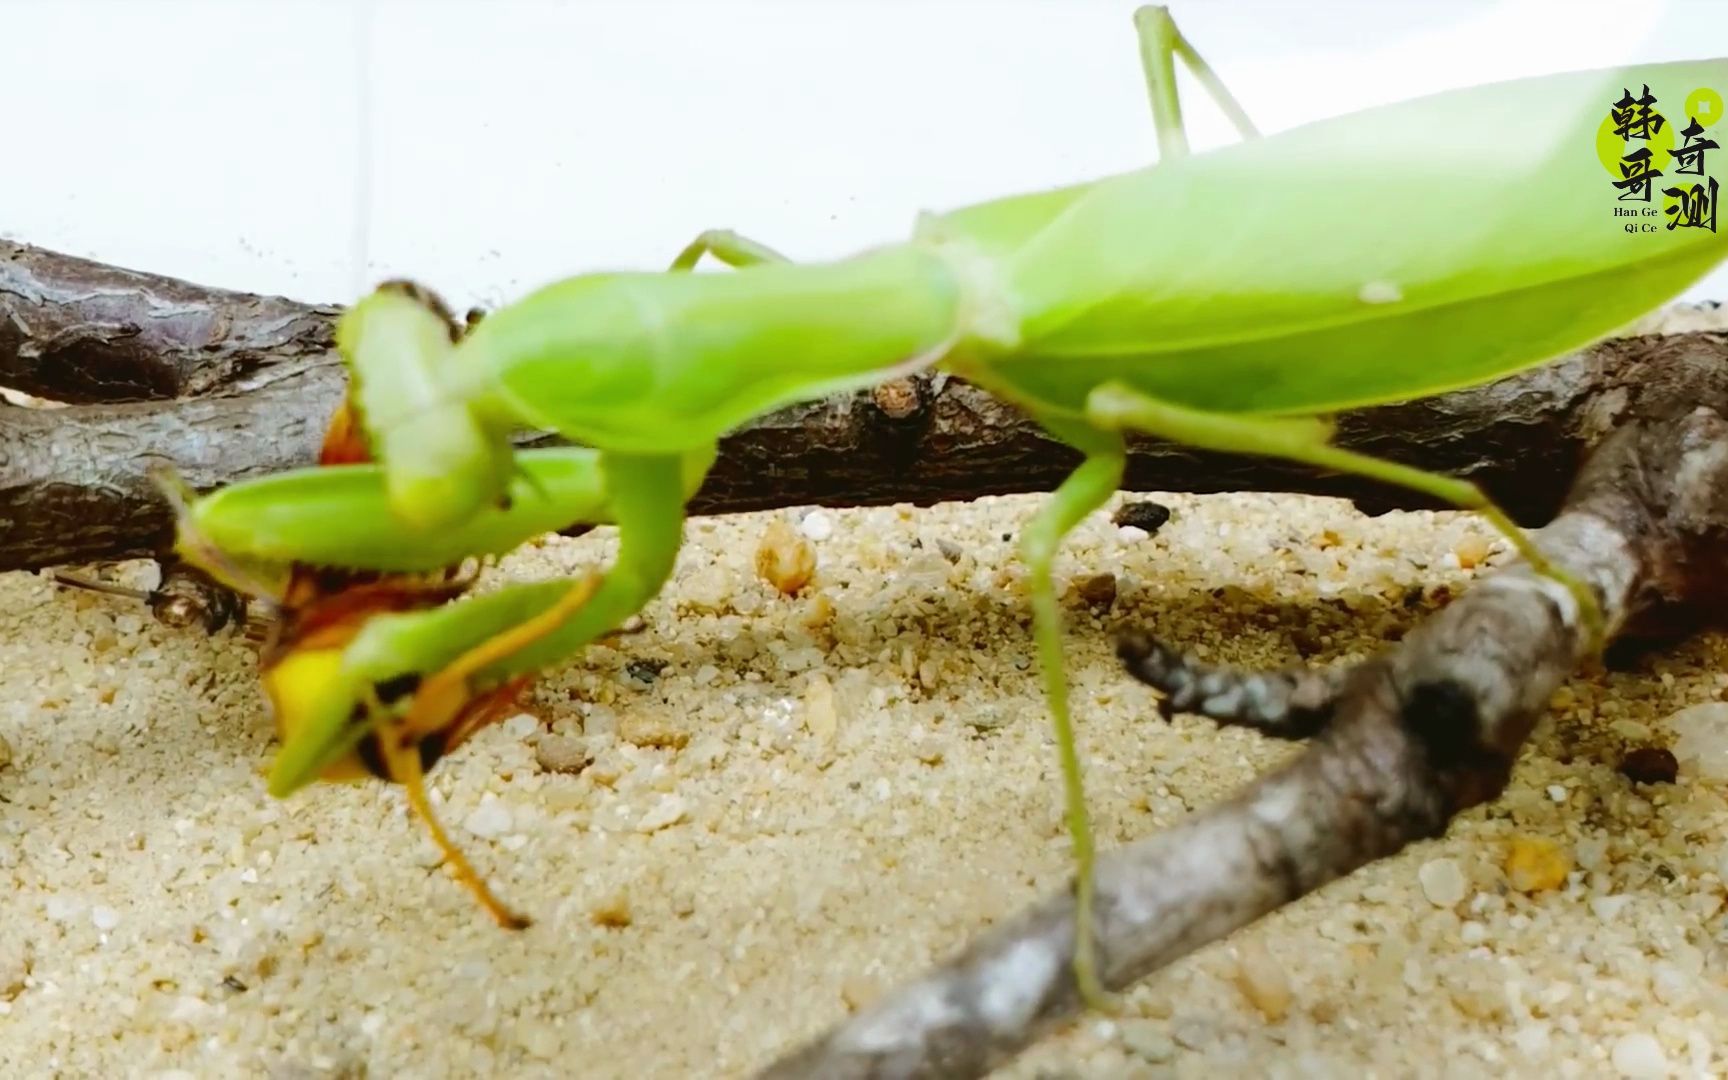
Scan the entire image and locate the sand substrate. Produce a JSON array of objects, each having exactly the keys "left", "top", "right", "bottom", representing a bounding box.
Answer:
[{"left": 1, "top": 490, "right": 1725, "bottom": 1079}]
